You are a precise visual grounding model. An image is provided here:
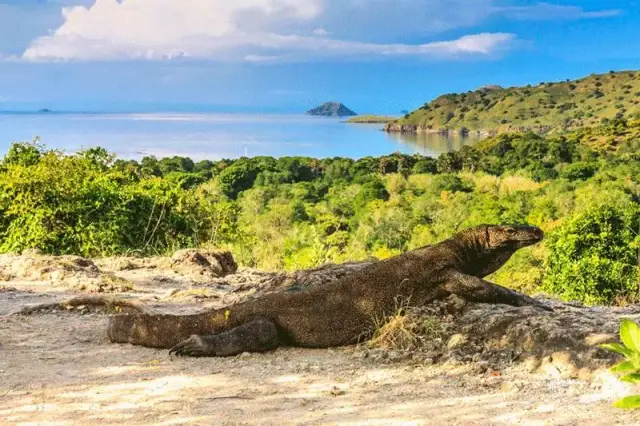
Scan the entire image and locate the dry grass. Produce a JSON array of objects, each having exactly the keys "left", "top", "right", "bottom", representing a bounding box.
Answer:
[
  {"left": 99, "top": 273, "right": 135, "bottom": 292},
  {"left": 474, "top": 175, "right": 501, "bottom": 194},
  {"left": 368, "top": 299, "right": 444, "bottom": 351},
  {"left": 499, "top": 175, "right": 544, "bottom": 195},
  {"left": 167, "top": 288, "right": 222, "bottom": 301}
]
